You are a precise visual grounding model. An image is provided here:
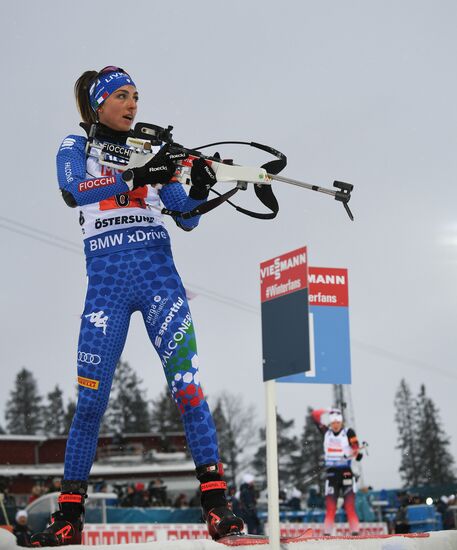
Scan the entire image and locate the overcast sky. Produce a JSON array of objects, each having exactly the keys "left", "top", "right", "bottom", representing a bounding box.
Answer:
[{"left": 1, "top": 1, "right": 457, "bottom": 491}]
